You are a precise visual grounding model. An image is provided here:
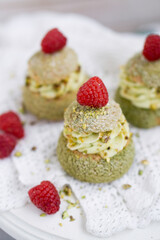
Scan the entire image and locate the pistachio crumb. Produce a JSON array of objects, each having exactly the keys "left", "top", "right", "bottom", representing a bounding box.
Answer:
[
  {"left": 31, "top": 146, "right": 37, "bottom": 151},
  {"left": 46, "top": 167, "right": 50, "bottom": 171},
  {"left": 122, "top": 184, "right": 131, "bottom": 190},
  {"left": 150, "top": 104, "right": 157, "bottom": 110},
  {"left": 105, "top": 205, "right": 108, "bottom": 208},
  {"left": 59, "top": 223, "right": 63, "bottom": 227},
  {"left": 60, "top": 193, "right": 65, "bottom": 199},
  {"left": 81, "top": 195, "right": 86, "bottom": 199},
  {"left": 135, "top": 132, "right": 140, "bottom": 138},
  {"left": 69, "top": 216, "right": 75, "bottom": 222},
  {"left": 138, "top": 170, "right": 143, "bottom": 176},
  {"left": 62, "top": 211, "right": 69, "bottom": 219},
  {"left": 40, "top": 213, "right": 46, "bottom": 217},
  {"left": 19, "top": 107, "right": 25, "bottom": 114},
  {"left": 63, "top": 185, "right": 72, "bottom": 196},
  {"left": 98, "top": 187, "right": 102, "bottom": 191},
  {"left": 14, "top": 151, "right": 22, "bottom": 157},
  {"left": 30, "top": 121, "right": 37, "bottom": 125},
  {"left": 141, "top": 160, "right": 149, "bottom": 165},
  {"left": 44, "top": 159, "right": 50, "bottom": 164},
  {"left": 66, "top": 200, "right": 77, "bottom": 209}
]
